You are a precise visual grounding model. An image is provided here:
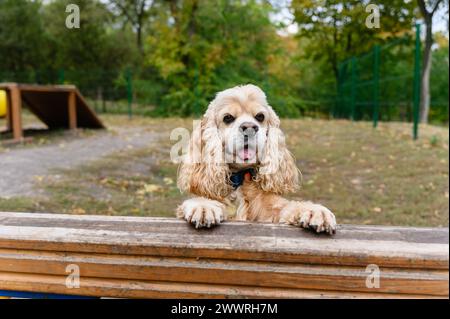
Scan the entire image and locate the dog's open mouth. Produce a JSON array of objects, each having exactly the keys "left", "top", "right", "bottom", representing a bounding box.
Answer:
[{"left": 237, "top": 139, "right": 256, "bottom": 162}]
